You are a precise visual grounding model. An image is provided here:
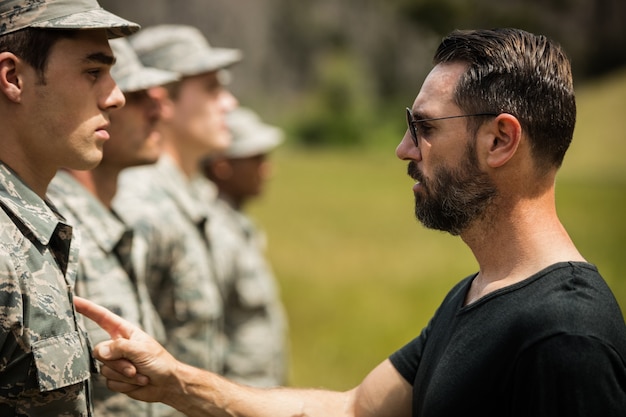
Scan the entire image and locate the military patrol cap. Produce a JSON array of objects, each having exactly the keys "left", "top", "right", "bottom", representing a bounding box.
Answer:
[
  {"left": 224, "top": 108, "right": 284, "bottom": 159},
  {"left": 109, "top": 38, "right": 179, "bottom": 94},
  {"left": 0, "top": 0, "right": 140, "bottom": 38},
  {"left": 129, "top": 24, "right": 242, "bottom": 77}
]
